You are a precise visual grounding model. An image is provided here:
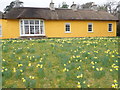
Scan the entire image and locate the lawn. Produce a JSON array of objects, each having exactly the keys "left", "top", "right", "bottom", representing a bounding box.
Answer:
[{"left": 1, "top": 37, "right": 119, "bottom": 88}]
